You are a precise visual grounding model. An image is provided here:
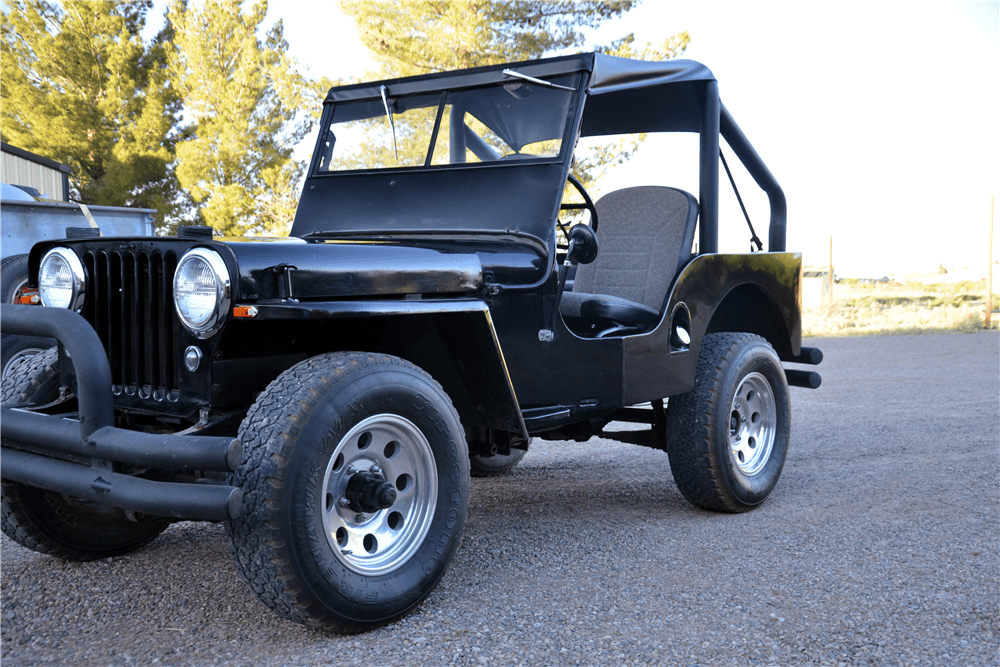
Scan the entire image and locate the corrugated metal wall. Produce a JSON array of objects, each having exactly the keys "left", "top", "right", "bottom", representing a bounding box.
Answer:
[{"left": 1, "top": 151, "right": 67, "bottom": 201}]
